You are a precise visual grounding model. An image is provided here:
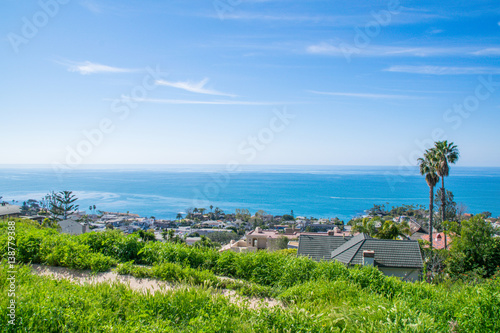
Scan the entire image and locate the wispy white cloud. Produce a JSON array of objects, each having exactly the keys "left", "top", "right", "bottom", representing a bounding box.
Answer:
[
  {"left": 306, "top": 43, "right": 464, "bottom": 57},
  {"left": 306, "top": 43, "right": 500, "bottom": 58},
  {"left": 59, "top": 60, "right": 138, "bottom": 75},
  {"left": 470, "top": 48, "right": 500, "bottom": 56},
  {"left": 127, "top": 98, "right": 281, "bottom": 105},
  {"left": 156, "top": 78, "right": 237, "bottom": 97},
  {"left": 309, "top": 90, "right": 421, "bottom": 99},
  {"left": 385, "top": 65, "right": 500, "bottom": 75},
  {"left": 80, "top": 0, "right": 102, "bottom": 13}
]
